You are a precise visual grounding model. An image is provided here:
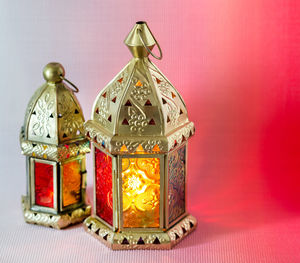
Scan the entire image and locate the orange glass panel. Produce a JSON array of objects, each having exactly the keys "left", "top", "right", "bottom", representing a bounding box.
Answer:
[
  {"left": 135, "top": 144, "right": 144, "bottom": 152},
  {"left": 120, "top": 144, "right": 128, "bottom": 152},
  {"left": 152, "top": 144, "right": 160, "bottom": 152},
  {"left": 62, "top": 160, "right": 81, "bottom": 207},
  {"left": 122, "top": 157, "right": 160, "bottom": 228}
]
